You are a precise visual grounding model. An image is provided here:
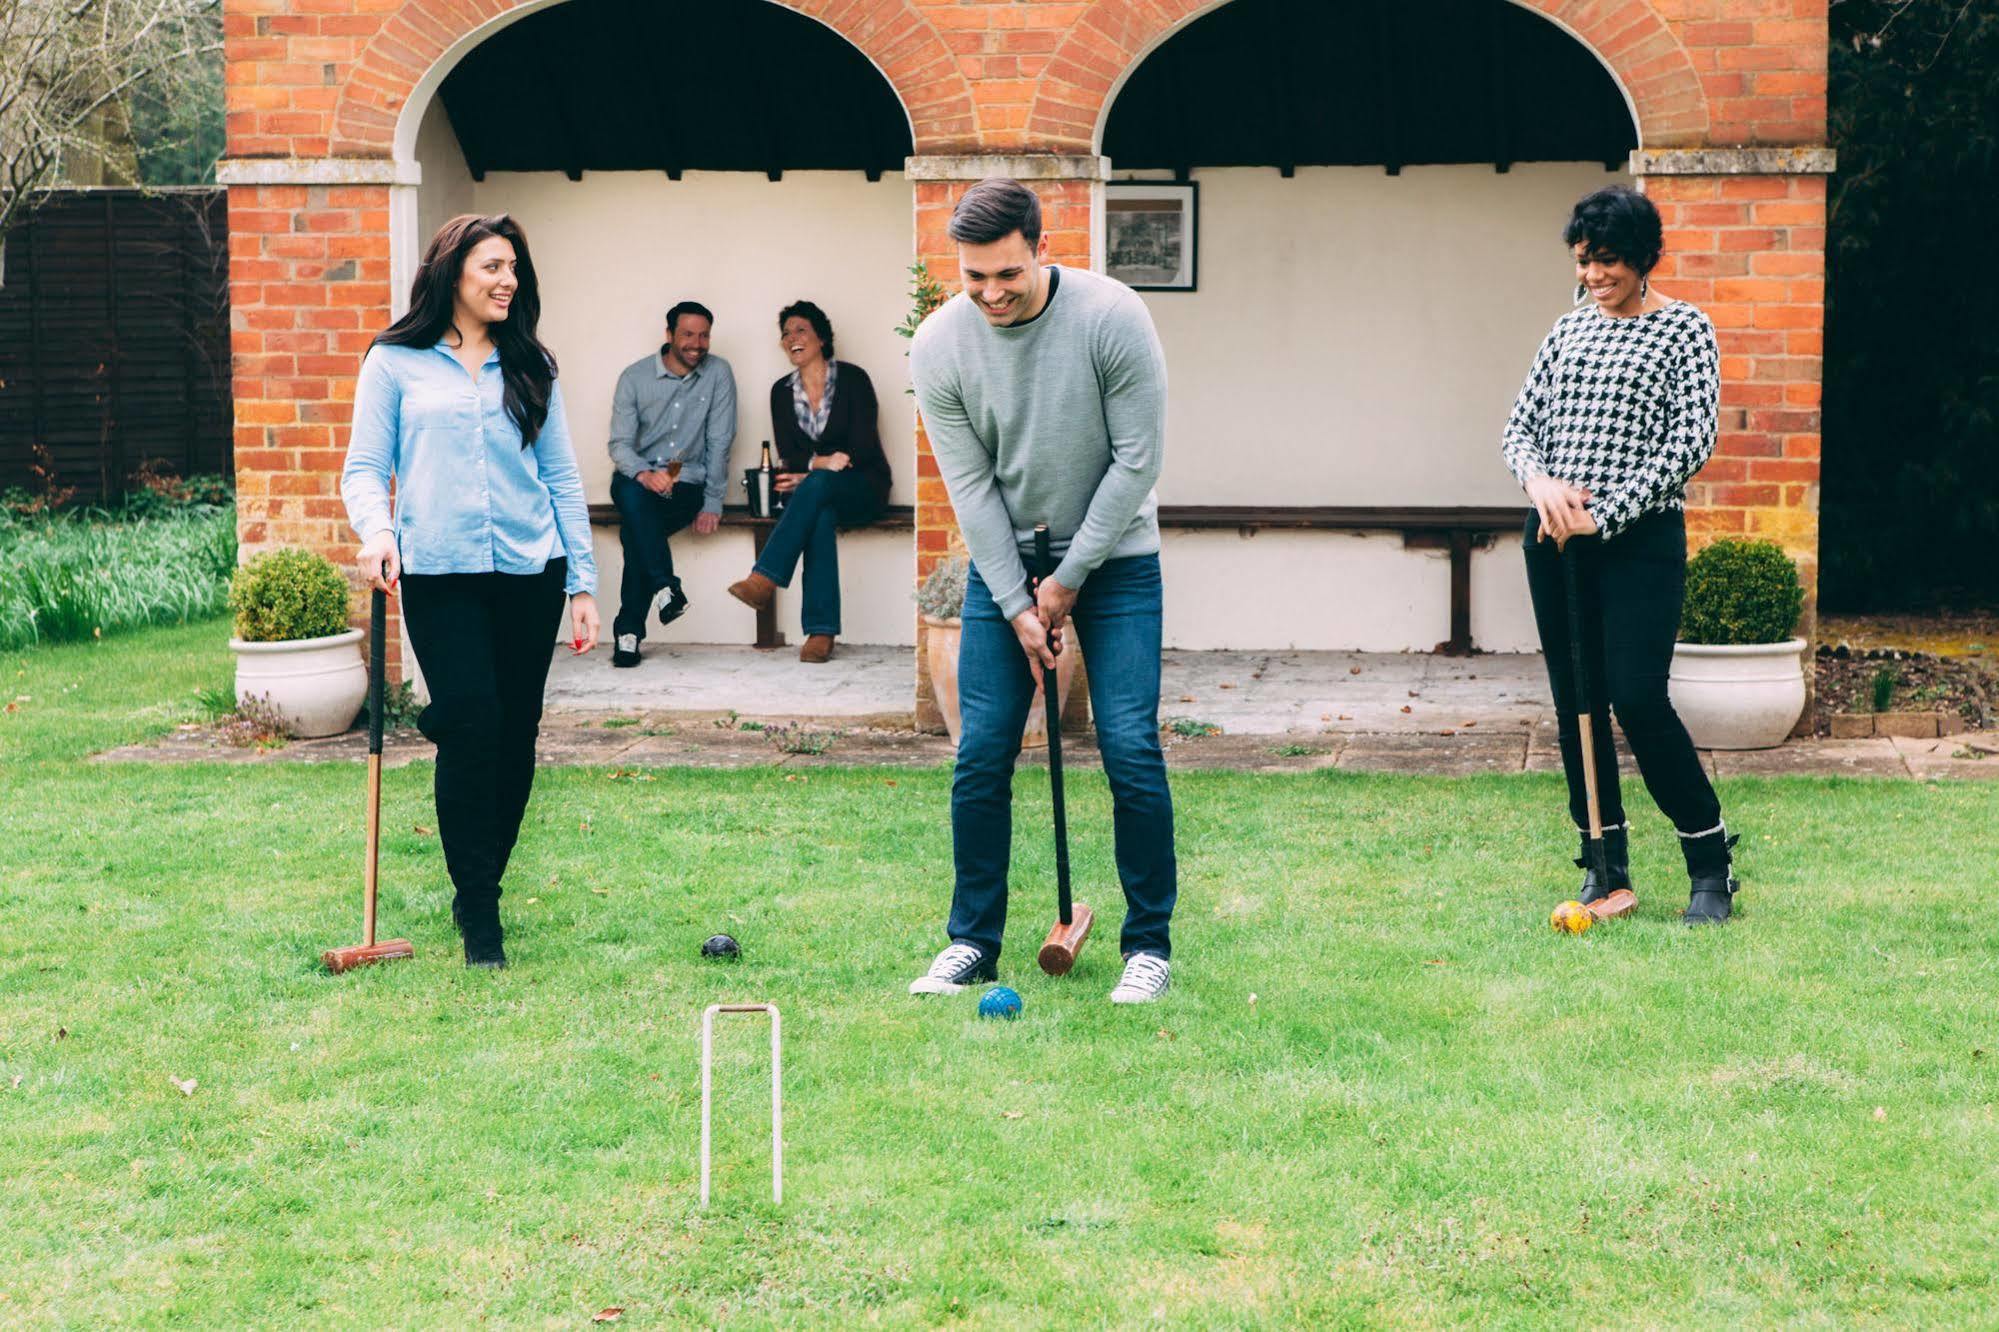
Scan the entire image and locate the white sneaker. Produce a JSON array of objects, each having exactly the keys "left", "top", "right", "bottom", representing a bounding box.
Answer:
[
  {"left": 908, "top": 942, "right": 996, "bottom": 995},
  {"left": 1109, "top": 952, "right": 1171, "bottom": 1004}
]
